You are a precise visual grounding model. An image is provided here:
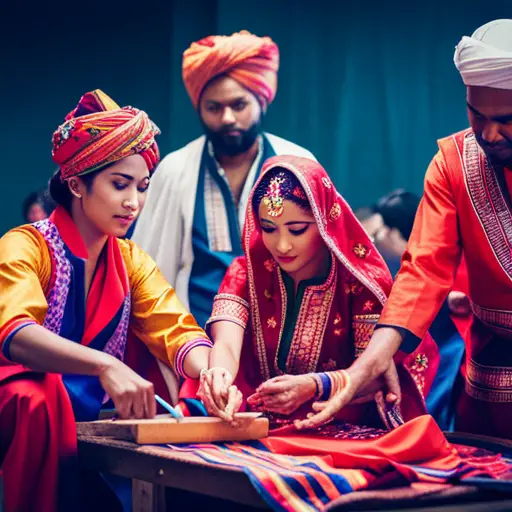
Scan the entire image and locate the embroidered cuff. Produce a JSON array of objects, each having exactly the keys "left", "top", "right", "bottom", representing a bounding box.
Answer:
[
  {"left": 1, "top": 320, "right": 38, "bottom": 361},
  {"left": 174, "top": 338, "right": 213, "bottom": 379},
  {"left": 206, "top": 294, "right": 250, "bottom": 331},
  {"left": 352, "top": 314, "right": 379, "bottom": 357}
]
